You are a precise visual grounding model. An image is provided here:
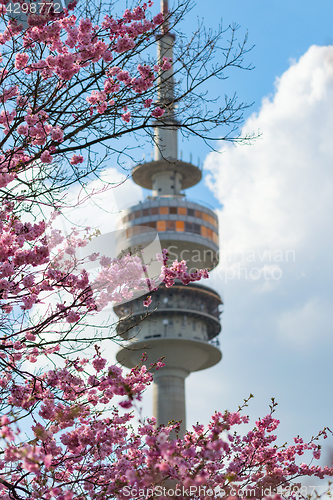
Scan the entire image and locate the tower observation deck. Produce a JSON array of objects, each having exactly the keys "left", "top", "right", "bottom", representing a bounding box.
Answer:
[{"left": 114, "top": 0, "right": 222, "bottom": 435}]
